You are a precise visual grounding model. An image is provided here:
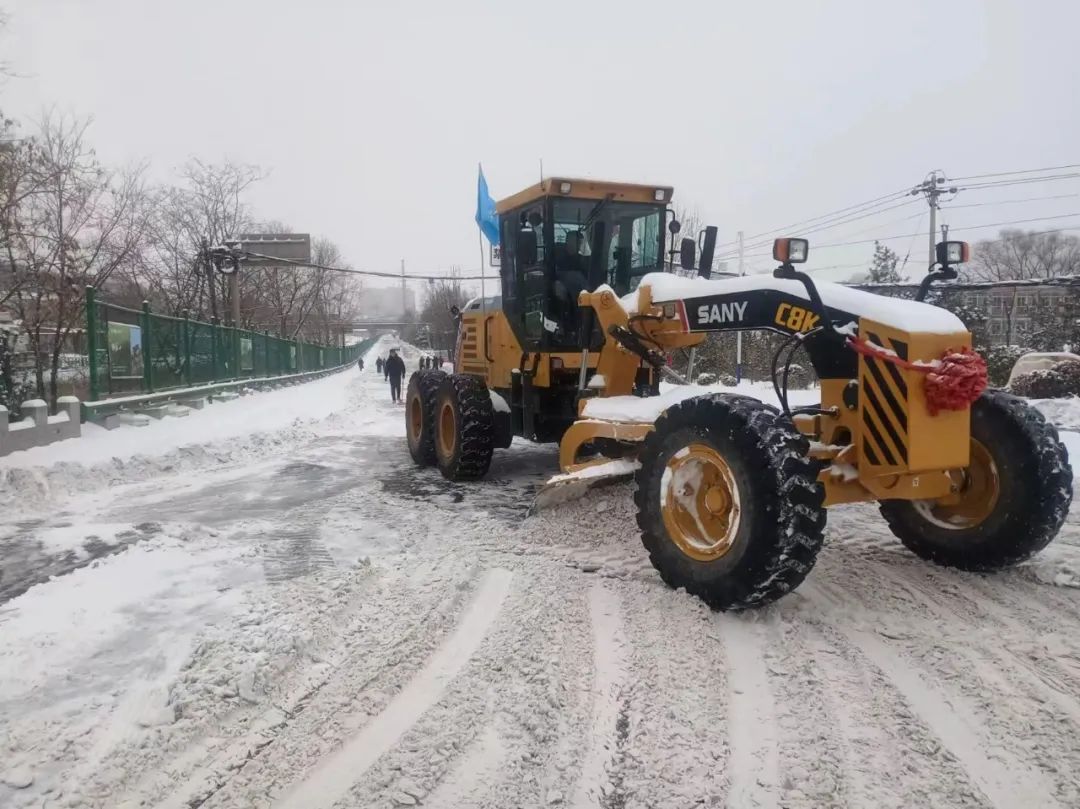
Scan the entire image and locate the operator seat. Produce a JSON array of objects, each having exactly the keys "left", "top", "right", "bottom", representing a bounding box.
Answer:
[{"left": 553, "top": 230, "right": 590, "bottom": 334}]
